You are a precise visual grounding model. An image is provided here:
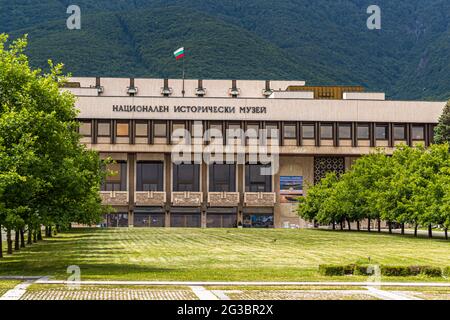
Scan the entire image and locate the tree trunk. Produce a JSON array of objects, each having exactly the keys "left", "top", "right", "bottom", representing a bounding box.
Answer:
[
  {"left": 357, "top": 221, "right": 360, "bottom": 231},
  {"left": 20, "top": 229, "right": 25, "bottom": 248},
  {"left": 6, "top": 229, "right": 13, "bottom": 254},
  {"left": 0, "top": 225, "right": 3, "bottom": 258},
  {"left": 48, "top": 225, "right": 52, "bottom": 238},
  {"left": 37, "top": 228, "right": 42, "bottom": 241},
  {"left": 33, "top": 230, "right": 37, "bottom": 243},
  {"left": 414, "top": 224, "right": 418, "bottom": 237},
  {"left": 44, "top": 226, "right": 49, "bottom": 237},
  {"left": 14, "top": 229, "right": 20, "bottom": 251},
  {"left": 428, "top": 224, "right": 433, "bottom": 238},
  {"left": 332, "top": 222, "right": 336, "bottom": 230},
  {"left": 340, "top": 221, "right": 344, "bottom": 230},
  {"left": 377, "top": 219, "right": 381, "bottom": 233},
  {"left": 27, "top": 227, "right": 32, "bottom": 245},
  {"left": 388, "top": 221, "right": 392, "bottom": 234},
  {"left": 401, "top": 223, "right": 405, "bottom": 235},
  {"left": 445, "top": 228, "right": 448, "bottom": 240},
  {"left": 347, "top": 219, "right": 352, "bottom": 231},
  {"left": 367, "top": 218, "right": 371, "bottom": 232}
]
